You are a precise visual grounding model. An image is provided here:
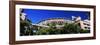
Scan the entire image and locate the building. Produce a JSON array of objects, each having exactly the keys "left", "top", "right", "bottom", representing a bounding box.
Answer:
[
  {"left": 74, "top": 16, "right": 90, "bottom": 30},
  {"left": 38, "top": 16, "right": 90, "bottom": 30},
  {"left": 82, "top": 20, "right": 90, "bottom": 30},
  {"left": 20, "top": 13, "right": 26, "bottom": 21},
  {"left": 20, "top": 12, "right": 90, "bottom": 30},
  {"left": 38, "top": 18, "right": 74, "bottom": 25}
]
